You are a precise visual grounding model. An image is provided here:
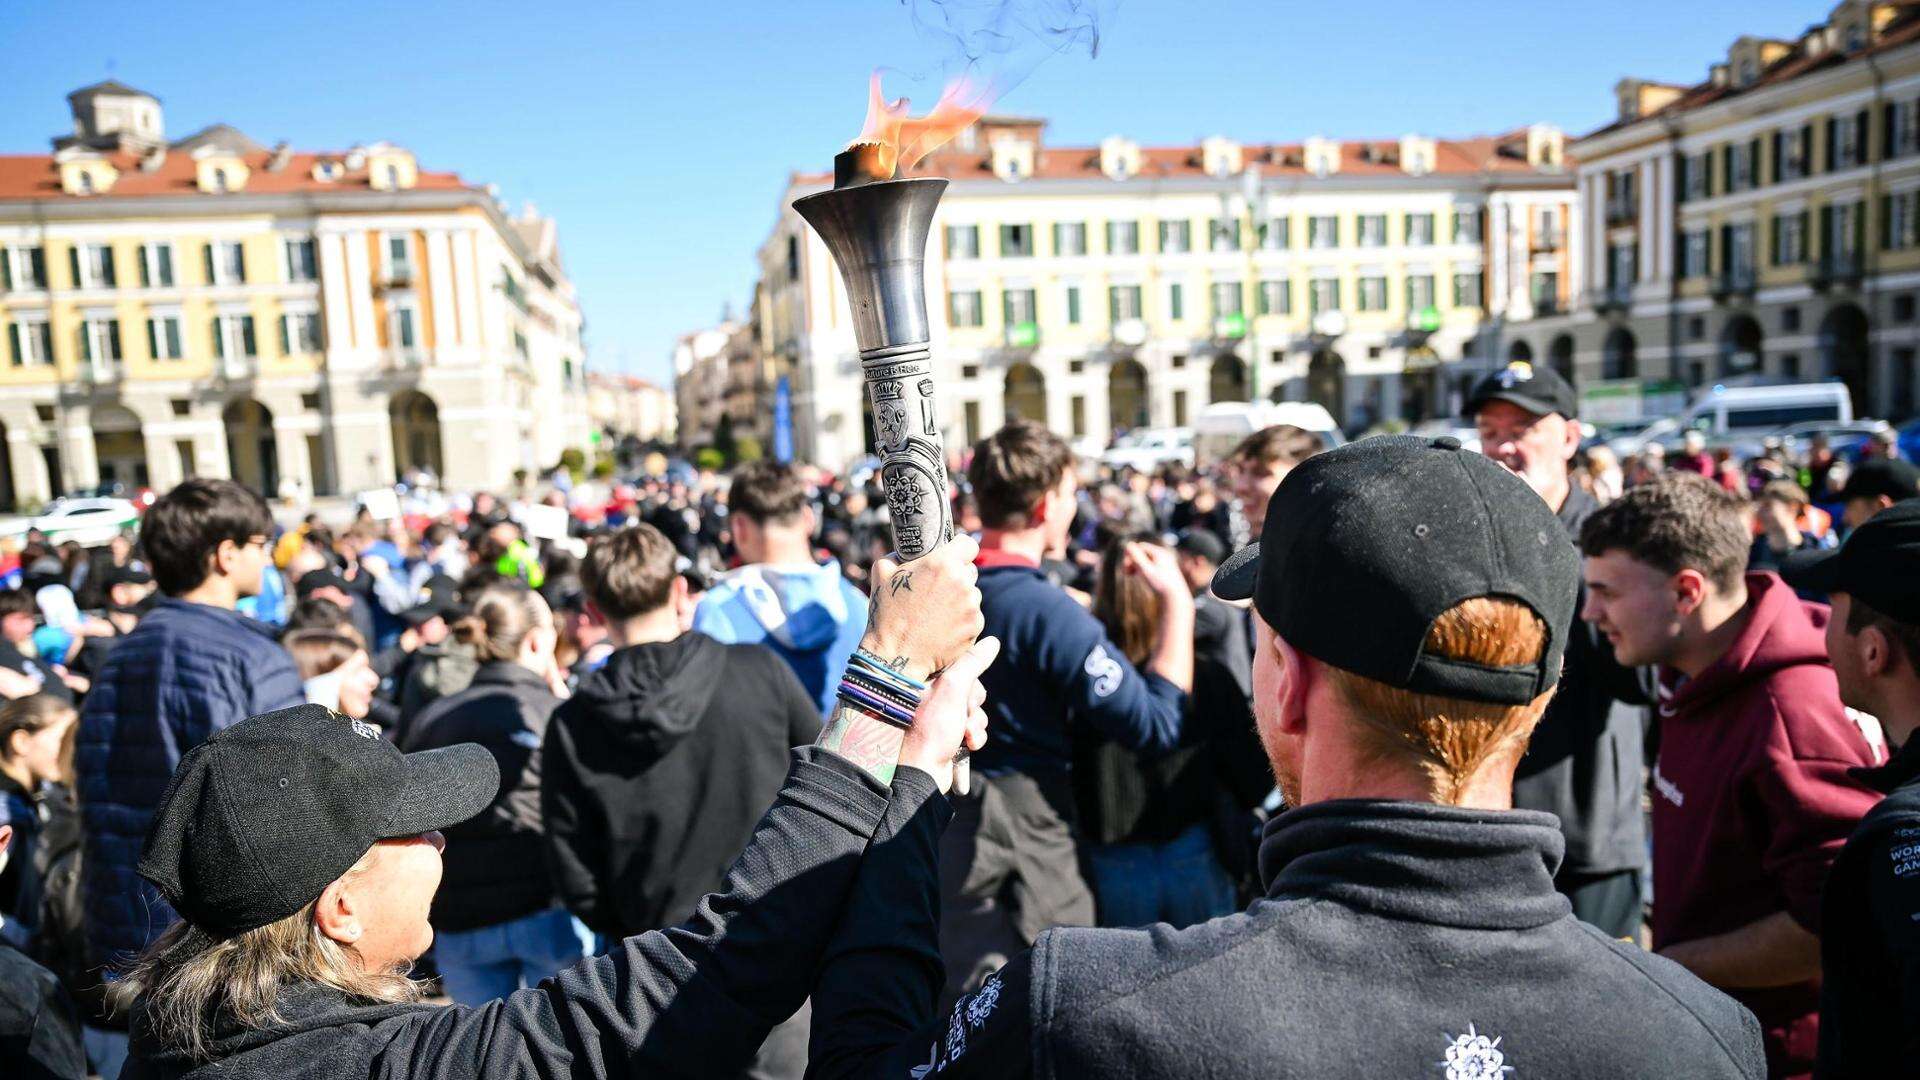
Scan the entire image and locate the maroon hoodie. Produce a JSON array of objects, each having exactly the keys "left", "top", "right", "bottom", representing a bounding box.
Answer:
[{"left": 1651, "top": 572, "right": 1880, "bottom": 1078}]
